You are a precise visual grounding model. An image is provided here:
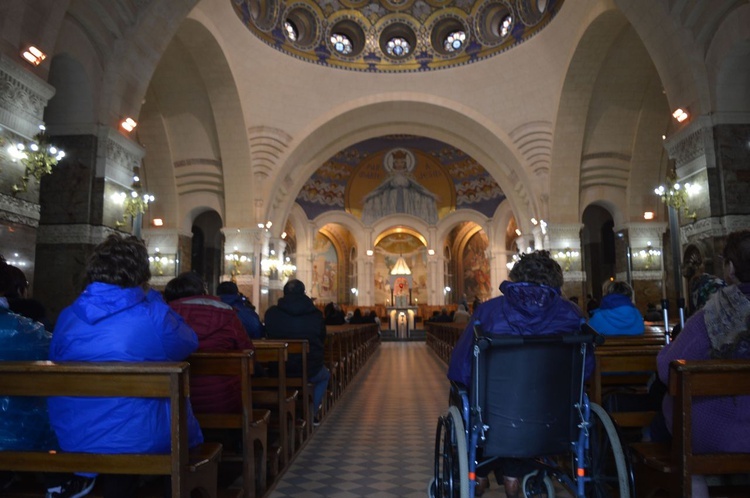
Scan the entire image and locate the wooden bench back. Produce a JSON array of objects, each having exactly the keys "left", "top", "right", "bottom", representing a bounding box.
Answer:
[
  {"left": 670, "top": 360, "right": 750, "bottom": 484},
  {"left": 591, "top": 345, "right": 662, "bottom": 428},
  {"left": 0, "top": 361, "right": 195, "bottom": 497}
]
